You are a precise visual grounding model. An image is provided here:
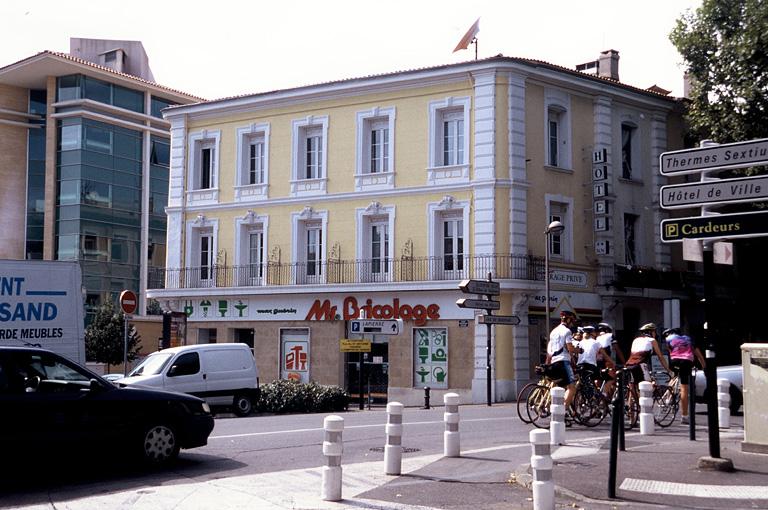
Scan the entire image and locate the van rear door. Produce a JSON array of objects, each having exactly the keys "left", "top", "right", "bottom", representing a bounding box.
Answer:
[{"left": 163, "top": 351, "right": 206, "bottom": 396}]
